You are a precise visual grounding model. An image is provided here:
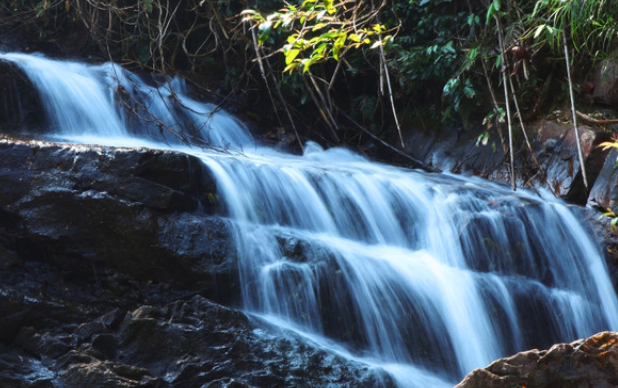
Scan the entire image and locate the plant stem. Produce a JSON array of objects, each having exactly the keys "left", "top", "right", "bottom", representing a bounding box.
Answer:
[
  {"left": 379, "top": 38, "right": 405, "bottom": 148},
  {"left": 563, "top": 31, "right": 589, "bottom": 190},
  {"left": 508, "top": 76, "right": 552, "bottom": 194},
  {"left": 495, "top": 14, "right": 516, "bottom": 191}
]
